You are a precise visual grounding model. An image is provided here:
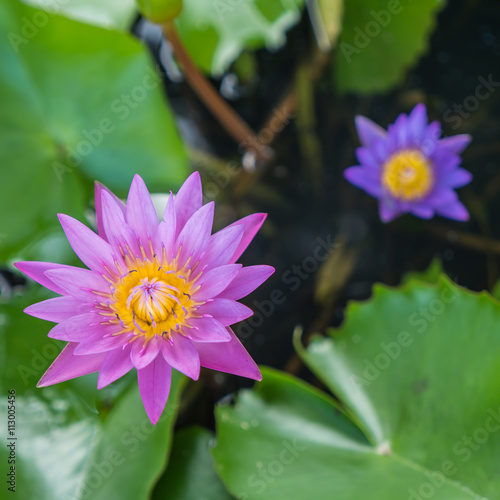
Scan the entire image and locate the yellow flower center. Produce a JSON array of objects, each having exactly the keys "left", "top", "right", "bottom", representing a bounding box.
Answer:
[
  {"left": 382, "top": 149, "right": 433, "bottom": 201},
  {"left": 102, "top": 257, "right": 202, "bottom": 341}
]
